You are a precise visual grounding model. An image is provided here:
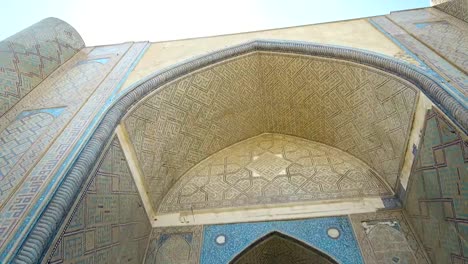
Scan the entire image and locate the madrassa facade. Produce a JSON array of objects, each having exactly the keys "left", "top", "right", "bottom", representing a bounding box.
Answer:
[{"left": 0, "top": 0, "right": 466, "bottom": 263}]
